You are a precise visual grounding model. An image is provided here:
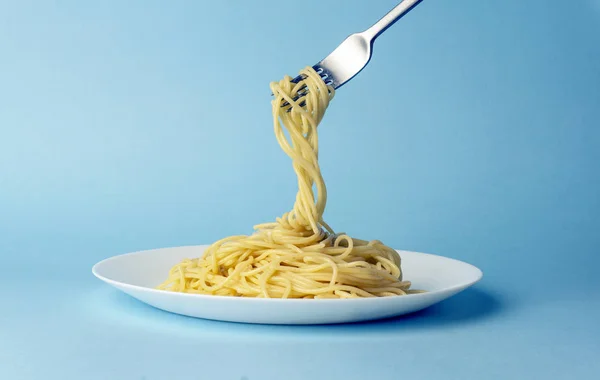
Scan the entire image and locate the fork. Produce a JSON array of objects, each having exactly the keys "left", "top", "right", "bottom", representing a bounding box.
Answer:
[{"left": 281, "top": 0, "right": 423, "bottom": 108}]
